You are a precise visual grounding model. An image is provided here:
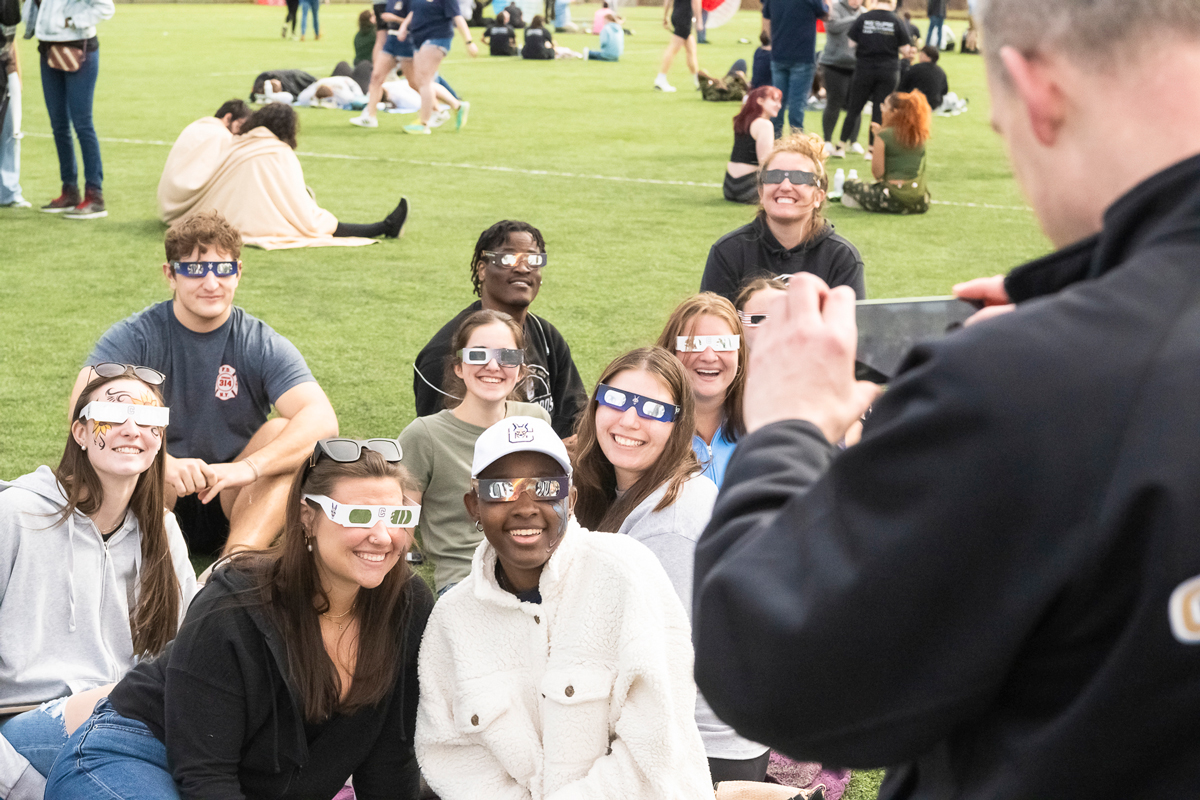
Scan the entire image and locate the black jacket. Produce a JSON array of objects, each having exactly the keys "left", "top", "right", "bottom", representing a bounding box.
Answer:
[
  {"left": 694, "top": 154, "right": 1200, "bottom": 798},
  {"left": 898, "top": 61, "right": 948, "bottom": 110},
  {"left": 411, "top": 300, "right": 588, "bottom": 438},
  {"left": 700, "top": 217, "right": 865, "bottom": 305},
  {"left": 110, "top": 566, "right": 434, "bottom": 800}
]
